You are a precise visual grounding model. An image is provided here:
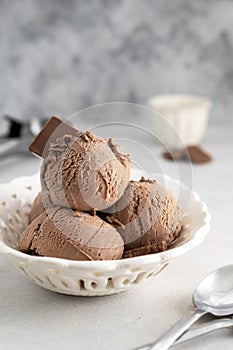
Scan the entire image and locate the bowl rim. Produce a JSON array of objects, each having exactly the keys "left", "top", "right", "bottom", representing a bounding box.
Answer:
[{"left": 0, "top": 174, "right": 211, "bottom": 271}]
